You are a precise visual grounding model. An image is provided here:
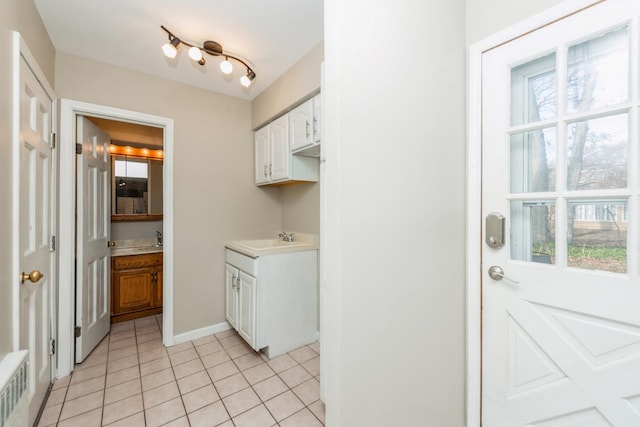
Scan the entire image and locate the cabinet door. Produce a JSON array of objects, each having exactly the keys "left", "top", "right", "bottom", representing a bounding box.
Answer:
[
  {"left": 153, "top": 267, "right": 163, "bottom": 308},
  {"left": 313, "top": 94, "right": 321, "bottom": 143},
  {"left": 269, "top": 115, "right": 290, "bottom": 182},
  {"left": 290, "top": 99, "right": 314, "bottom": 151},
  {"left": 112, "top": 267, "right": 153, "bottom": 314},
  {"left": 254, "top": 126, "right": 270, "bottom": 185},
  {"left": 237, "top": 271, "right": 257, "bottom": 349},
  {"left": 225, "top": 264, "right": 239, "bottom": 330}
]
